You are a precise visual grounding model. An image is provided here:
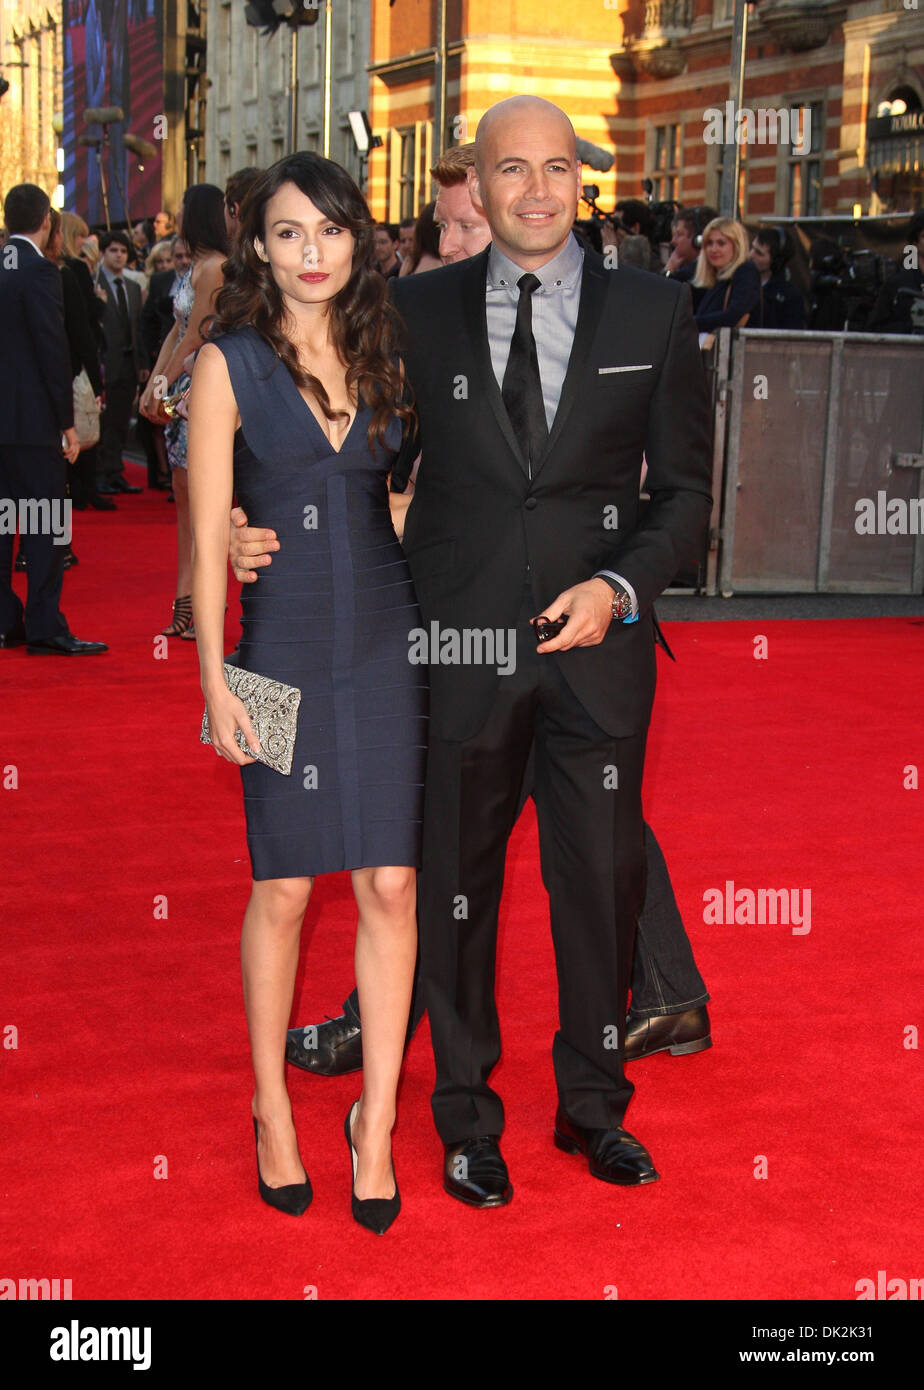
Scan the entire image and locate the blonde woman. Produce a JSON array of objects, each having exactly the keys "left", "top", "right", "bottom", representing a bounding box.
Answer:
[
  {"left": 79, "top": 233, "right": 101, "bottom": 276},
  {"left": 145, "top": 239, "right": 174, "bottom": 278},
  {"left": 692, "top": 216, "right": 760, "bottom": 332}
]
